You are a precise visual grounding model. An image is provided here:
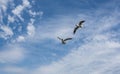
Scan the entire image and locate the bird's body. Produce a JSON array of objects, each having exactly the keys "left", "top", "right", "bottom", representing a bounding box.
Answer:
[
  {"left": 57, "top": 37, "right": 72, "bottom": 44},
  {"left": 73, "top": 20, "right": 85, "bottom": 34}
]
